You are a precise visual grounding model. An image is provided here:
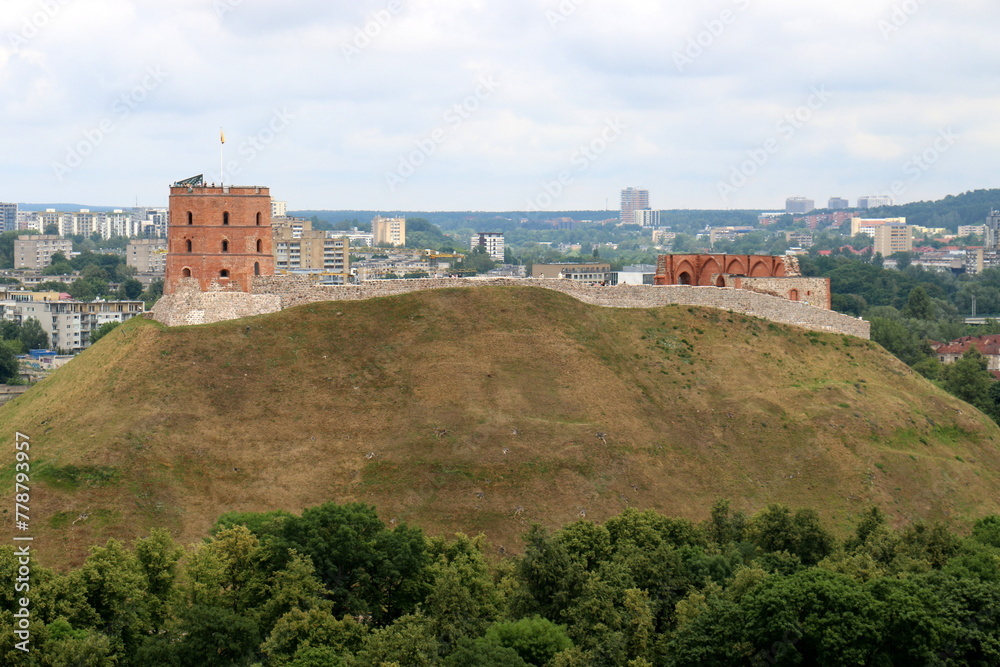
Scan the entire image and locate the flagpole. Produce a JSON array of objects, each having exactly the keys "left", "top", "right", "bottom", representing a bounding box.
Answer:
[{"left": 220, "top": 127, "right": 224, "bottom": 186}]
